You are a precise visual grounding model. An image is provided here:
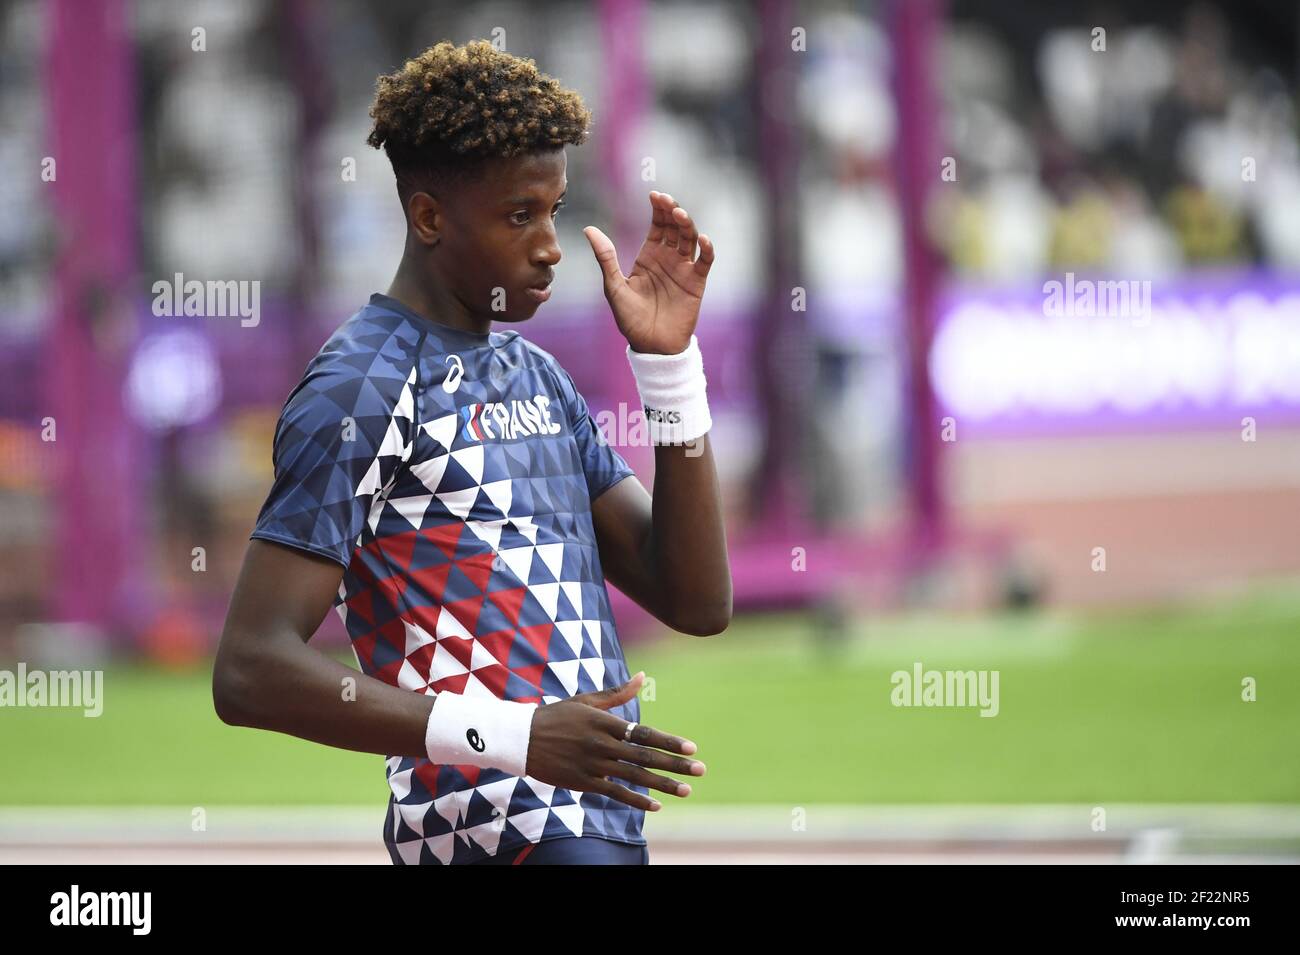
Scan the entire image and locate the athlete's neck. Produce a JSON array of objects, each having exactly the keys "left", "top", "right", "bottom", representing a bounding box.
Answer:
[{"left": 386, "top": 257, "right": 493, "bottom": 338}]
